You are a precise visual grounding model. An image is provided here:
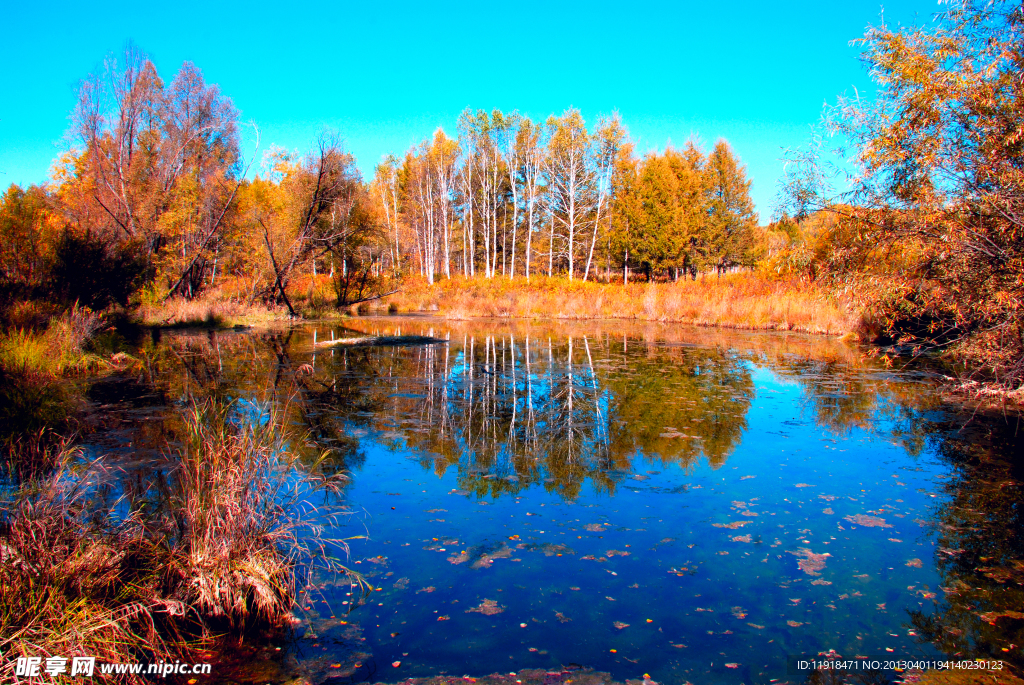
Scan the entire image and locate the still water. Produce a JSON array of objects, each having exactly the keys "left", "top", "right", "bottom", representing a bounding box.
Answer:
[{"left": 82, "top": 317, "right": 1023, "bottom": 684}]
